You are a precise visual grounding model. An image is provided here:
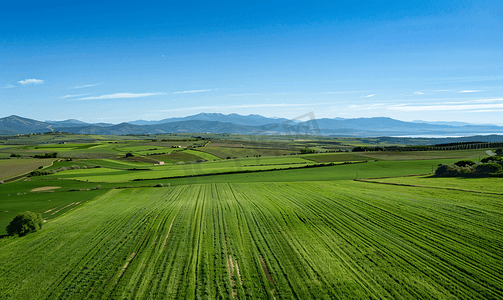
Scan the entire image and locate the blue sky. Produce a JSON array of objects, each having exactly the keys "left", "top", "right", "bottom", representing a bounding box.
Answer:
[{"left": 1, "top": 0, "right": 502, "bottom": 124}]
